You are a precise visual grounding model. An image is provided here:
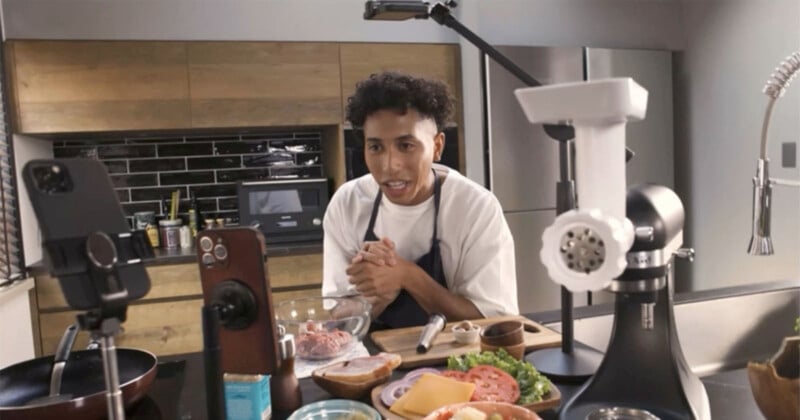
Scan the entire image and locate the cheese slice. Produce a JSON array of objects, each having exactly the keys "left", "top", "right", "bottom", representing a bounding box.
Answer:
[
  {"left": 400, "top": 373, "right": 475, "bottom": 416},
  {"left": 389, "top": 387, "right": 419, "bottom": 418}
]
